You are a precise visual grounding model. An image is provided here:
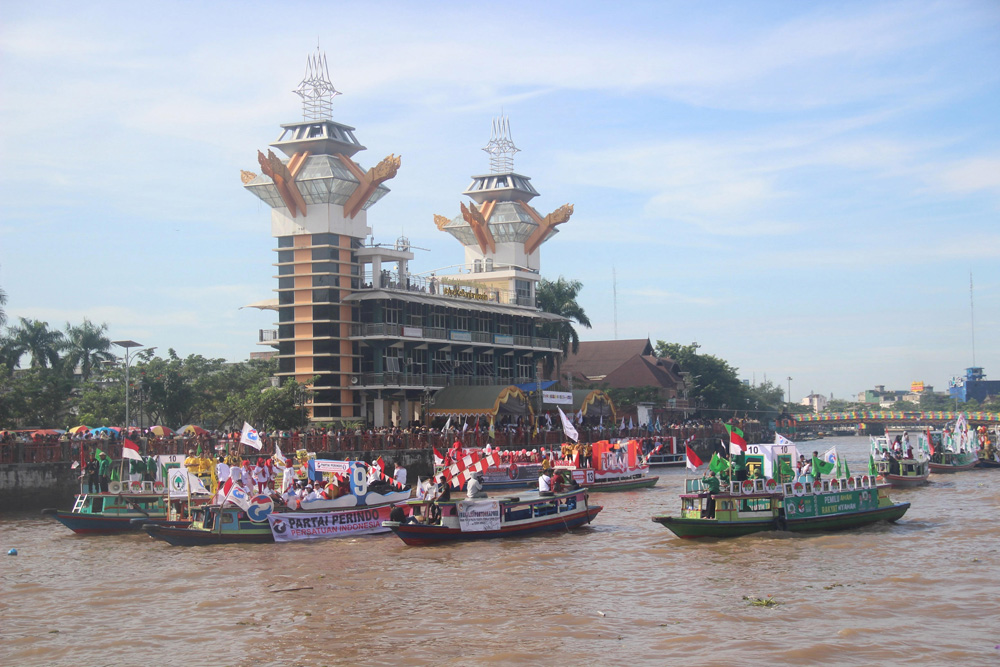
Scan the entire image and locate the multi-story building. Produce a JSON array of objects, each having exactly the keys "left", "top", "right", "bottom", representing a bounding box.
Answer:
[{"left": 243, "top": 50, "right": 568, "bottom": 426}]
